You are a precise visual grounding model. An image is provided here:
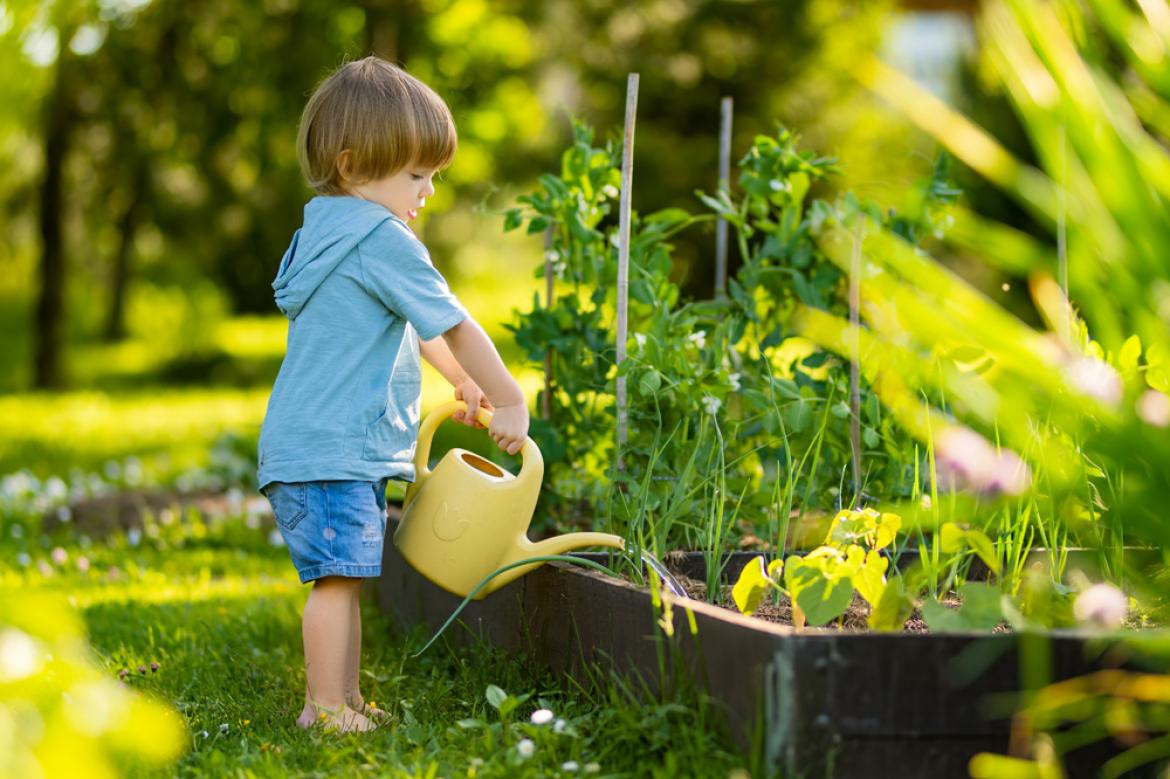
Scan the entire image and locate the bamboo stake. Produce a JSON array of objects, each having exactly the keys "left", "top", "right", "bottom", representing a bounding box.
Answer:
[
  {"left": 543, "top": 225, "right": 554, "bottom": 421},
  {"left": 850, "top": 223, "right": 863, "bottom": 504},
  {"left": 715, "top": 96, "right": 733, "bottom": 299},
  {"left": 616, "top": 73, "right": 639, "bottom": 471}
]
